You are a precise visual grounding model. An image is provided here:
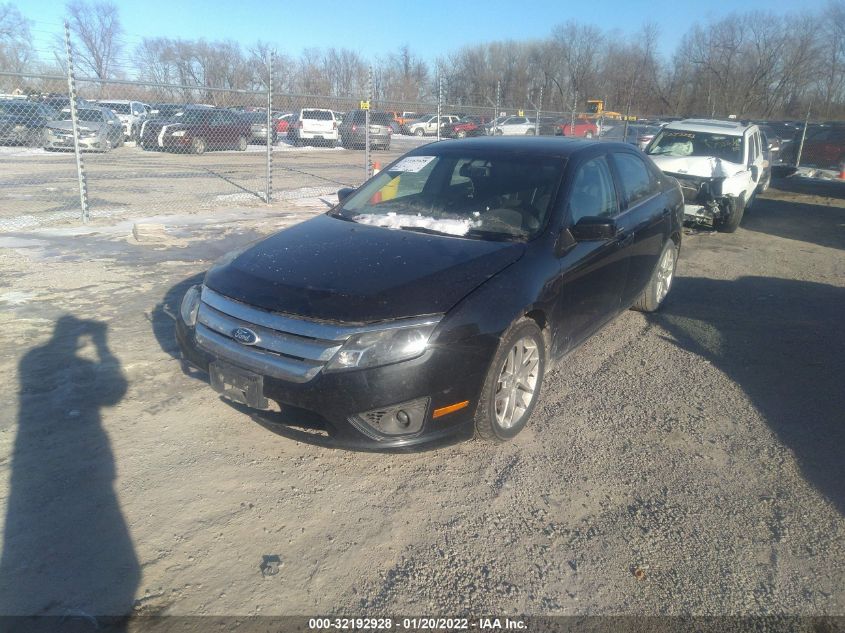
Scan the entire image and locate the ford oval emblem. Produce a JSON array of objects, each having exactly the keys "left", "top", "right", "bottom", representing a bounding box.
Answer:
[{"left": 231, "top": 327, "right": 258, "bottom": 345}]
